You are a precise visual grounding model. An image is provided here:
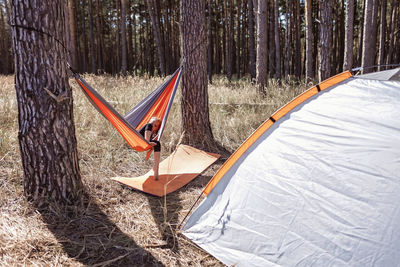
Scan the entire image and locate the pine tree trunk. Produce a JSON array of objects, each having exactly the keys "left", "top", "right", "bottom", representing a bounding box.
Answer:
[
  {"left": 180, "top": 0, "right": 216, "bottom": 151},
  {"left": 88, "top": 0, "right": 96, "bottom": 73},
  {"left": 293, "top": 0, "right": 301, "bottom": 79},
  {"left": 207, "top": 1, "right": 213, "bottom": 83},
  {"left": 96, "top": 0, "right": 104, "bottom": 73},
  {"left": 343, "top": 0, "right": 354, "bottom": 71},
  {"left": 120, "top": 0, "right": 127, "bottom": 76},
  {"left": 318, "top": 0, "right": 332, "bottom": 81},
  {"left": 68, "top": 0, "right": 78, "bottom": 70},
  {"left": 305, "top": 0, "right": 313, "bottom": 82},
  {"left": 273, "top": 0, "right": 281, "bottom": 80},
  {"left": 146, "top": 0, "right": 166, "bottom": 76},
  {"left": 378, "top": 0, "right": 387, "bottom": 71},
  {"left": 361, "top": 0, "right": 375, "bottom": 73},
  {"left": 248, "top": 0, "right": 256, "bottom": 81},
  {"left": 284, "top": 0, "right": 291, "bottom": 78},
  {"left": 256, "top": 0, "right": 268, "bottom": 93},
  {"left": 236, "top": 0, "right": 241, "bottom": 79},
  {"left": 225, "top": 0, "right": 233, "bottom": 81},
  {"left": 10, "top": 0, "right": 83, "bottom": 206}
]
